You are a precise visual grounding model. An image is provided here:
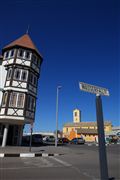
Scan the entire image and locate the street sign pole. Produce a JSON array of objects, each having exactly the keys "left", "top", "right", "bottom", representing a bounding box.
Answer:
[
  {"left": 96, "top": 95, "right": 109, "bottom": 180},
  {"left": 29, "top": 123, "right": 33, "bottom": 152},
  {"left": 79, "top": 82, "right": 110, "bottom": 180}
]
